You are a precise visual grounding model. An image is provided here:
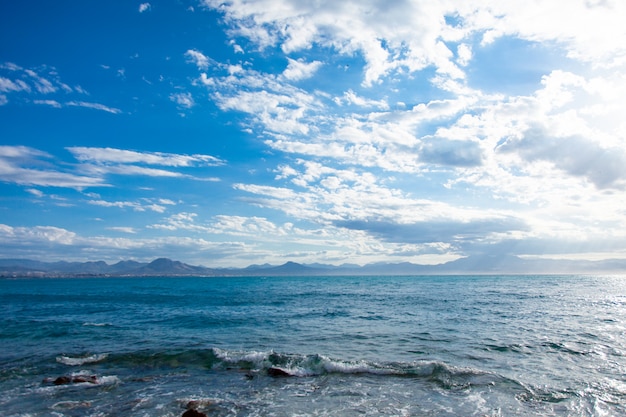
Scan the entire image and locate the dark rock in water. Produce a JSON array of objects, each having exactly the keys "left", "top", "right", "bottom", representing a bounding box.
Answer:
[
  {"left": 182, "top": 410, "right": 207, "bottom": 417},
  {"left": 267, "top": 367, "right": 292, "bottom": 377},
  {"left": 72, "top": 375, "right": 98, "bottom": 384},
  {"left": 53, "top": 376, "right": 72, "bottom": 385},
  {"left": 52, "top": 375, "right": 98, "bottom": 385}
]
